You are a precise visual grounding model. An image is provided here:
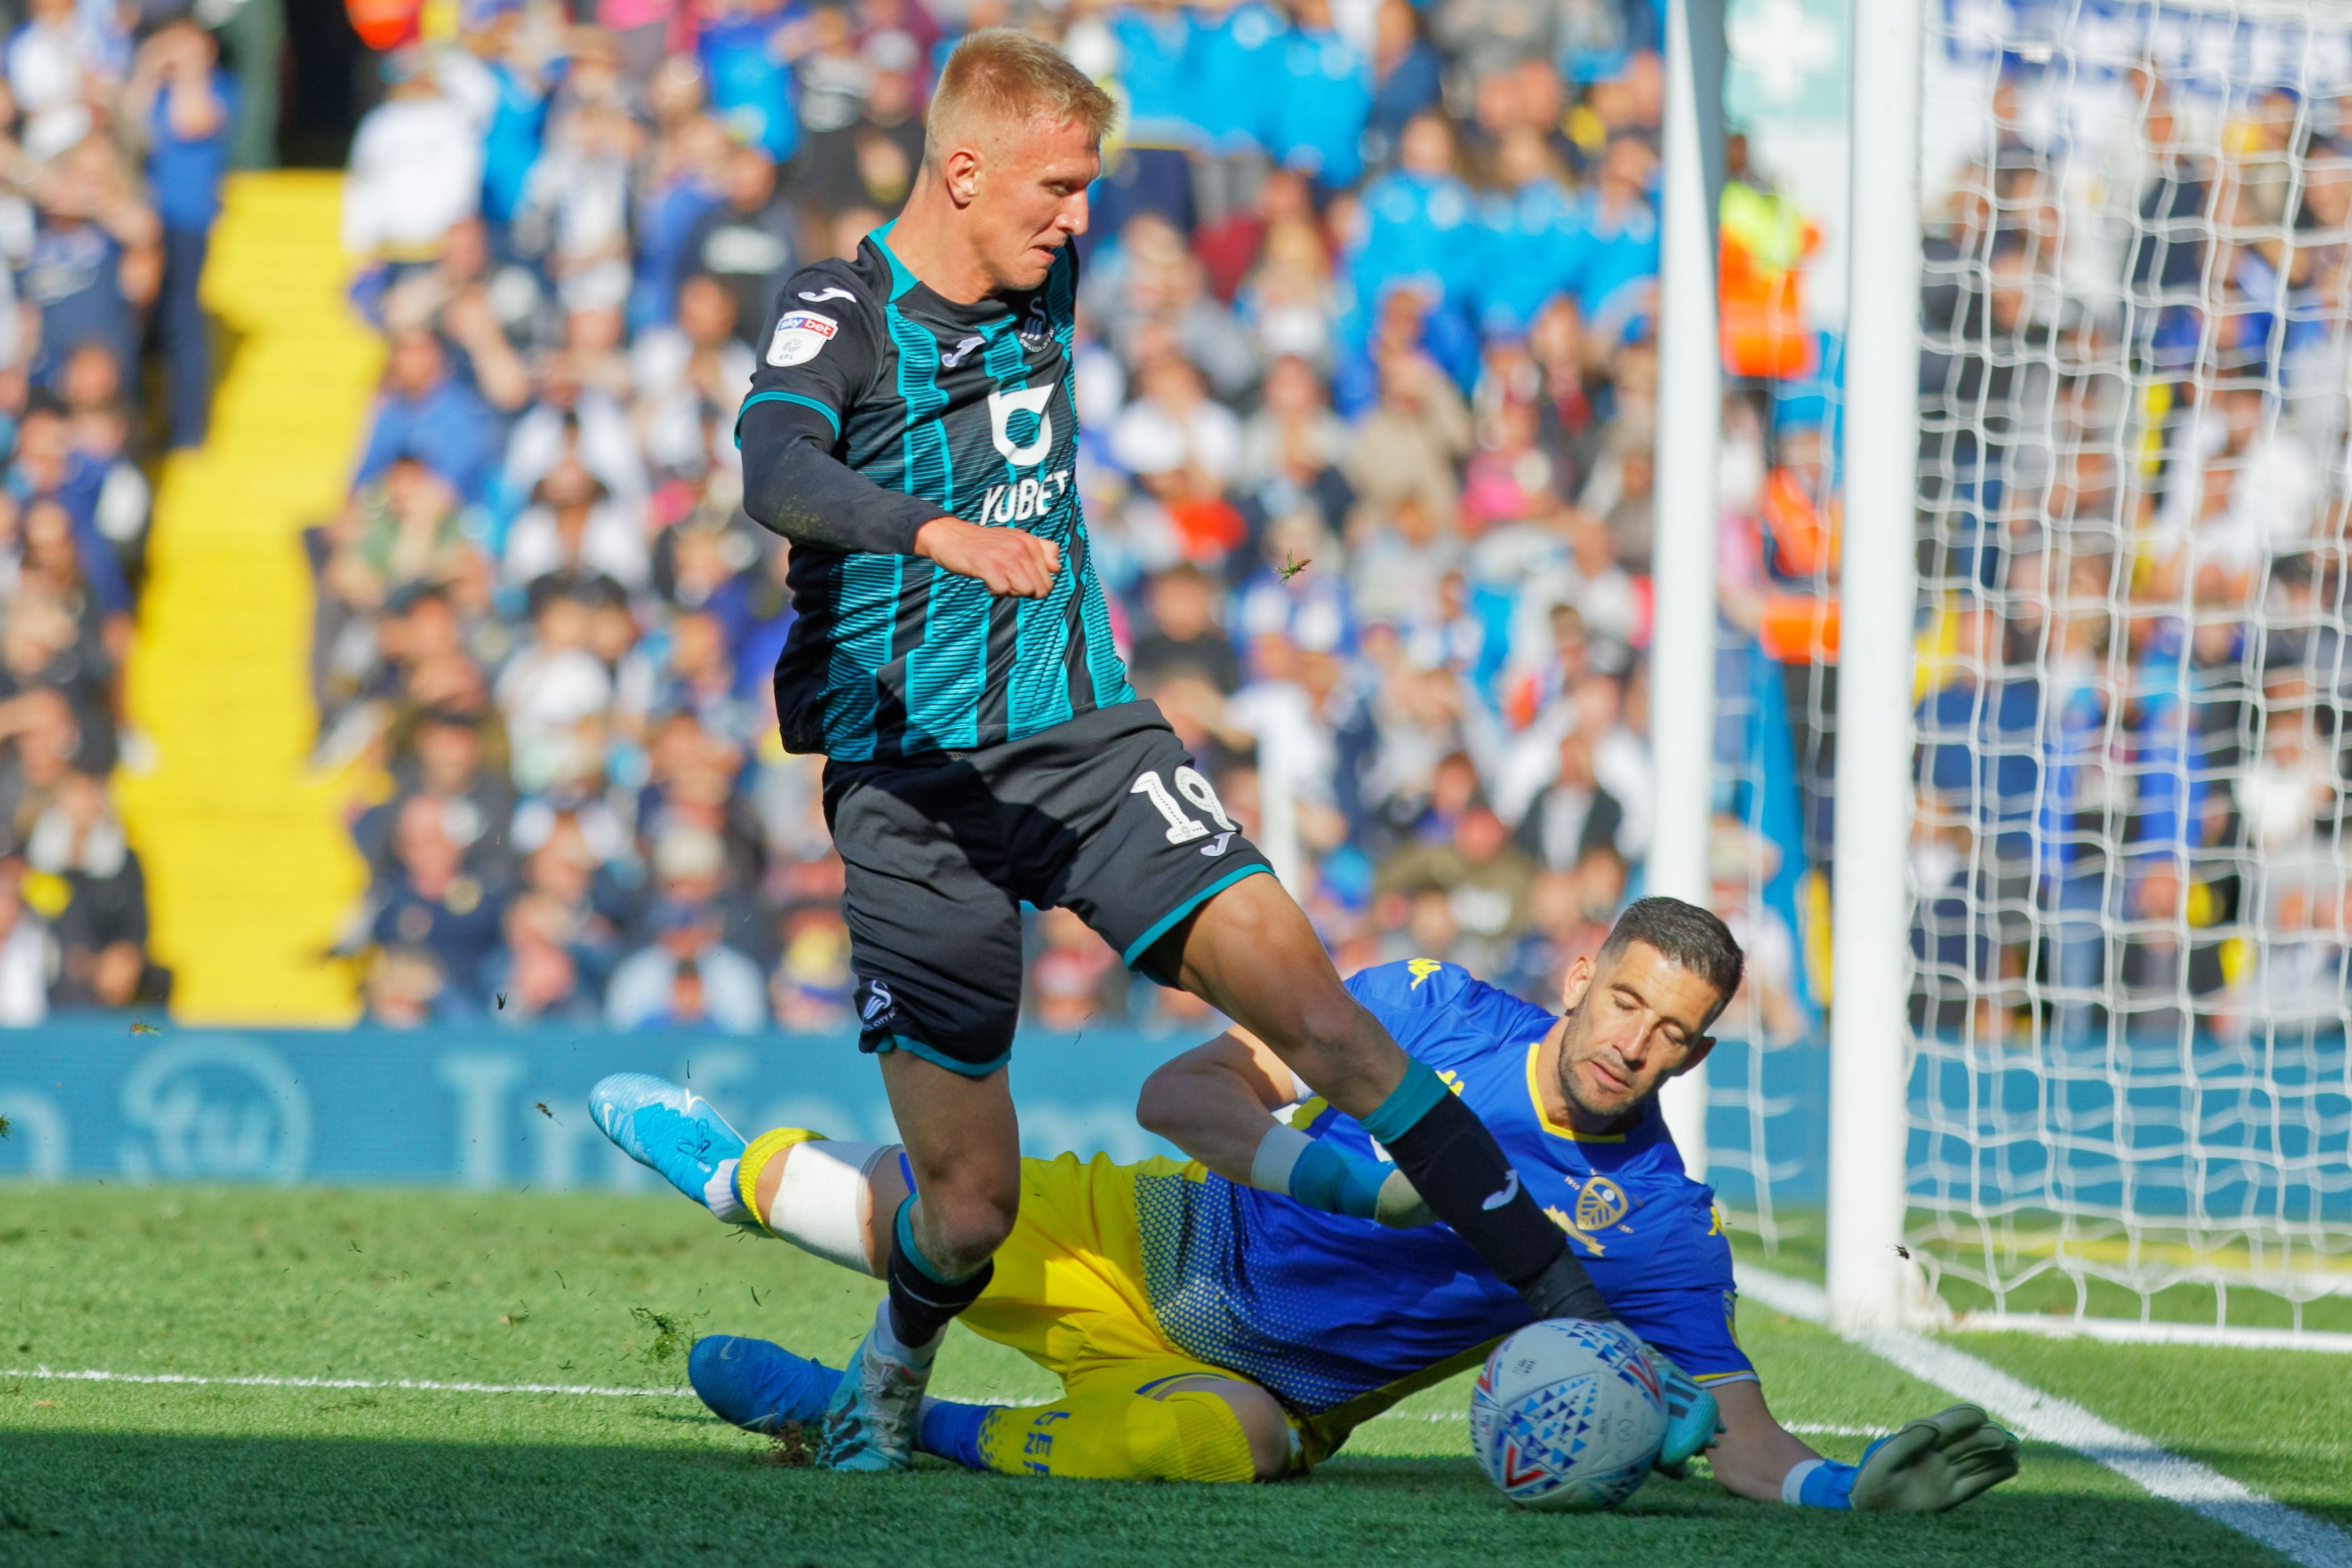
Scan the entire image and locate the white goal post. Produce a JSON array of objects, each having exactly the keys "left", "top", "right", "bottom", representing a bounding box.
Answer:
[{"left": 1826, "top": 0, "right": 1926, "bottom": 1333}]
